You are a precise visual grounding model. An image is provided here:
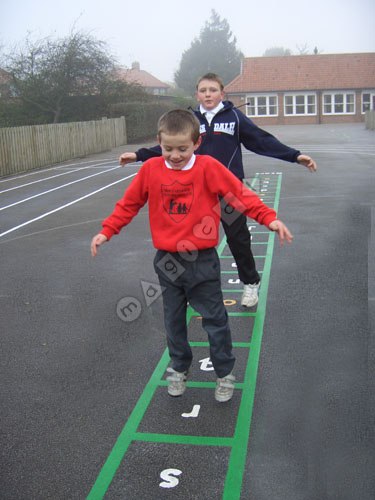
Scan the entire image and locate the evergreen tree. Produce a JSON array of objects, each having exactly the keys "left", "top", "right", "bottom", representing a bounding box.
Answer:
[{"left": 175, "top": 10, "right": 243, "bottom": 94}]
